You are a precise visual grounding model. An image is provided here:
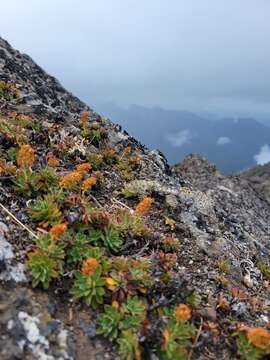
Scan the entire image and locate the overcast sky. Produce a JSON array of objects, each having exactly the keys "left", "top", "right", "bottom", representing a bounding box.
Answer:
[{"left": 1, "top": 0, "right": 270, "bottom": 118}]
